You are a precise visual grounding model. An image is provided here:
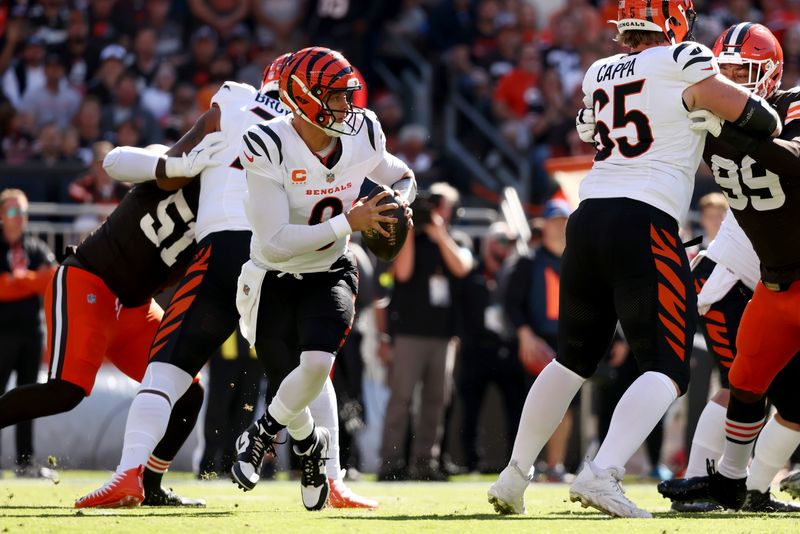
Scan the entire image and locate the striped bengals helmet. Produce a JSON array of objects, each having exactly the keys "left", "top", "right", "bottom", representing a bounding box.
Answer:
[
  {"left": 260, "top": 52, "right": 293, "bottom": 95},
  {"left": 616, "top": 0, "right": 697, "bottom": 45},
  {"left": 713, "top": 23, "right": 783, "bottom": 99},
  {"left": 279, "top": 46, "right": 364, "bottom": 136}
]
